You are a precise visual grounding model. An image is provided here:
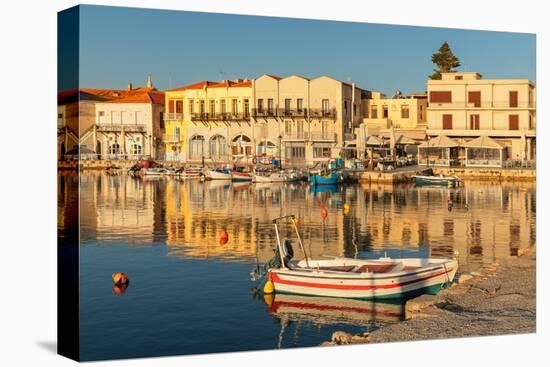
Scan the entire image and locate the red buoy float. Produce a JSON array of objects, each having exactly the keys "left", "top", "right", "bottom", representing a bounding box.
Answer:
[
  {"left": 112, "top": 272, "right": 129, "bottom": 286},
  {"left": 321, "top": 207, "right": 328, "bottom": 221},
  {"left": 219, "top": 229, "right": 229, "bottom": 244}
]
